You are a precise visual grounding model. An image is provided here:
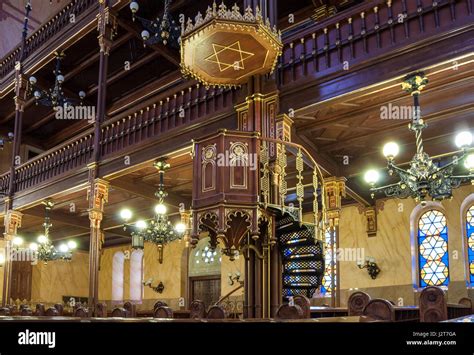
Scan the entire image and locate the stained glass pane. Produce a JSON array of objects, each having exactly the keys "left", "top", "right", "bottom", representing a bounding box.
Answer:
[
  {"left": 466, "top": 205, "right": 474, "bottom": 285},
  {"left": 321, "top": 229, "right": 336, "bottom": 296},
  {"left": 418, "top": 210, "right": 449, "bottom": 287}
]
